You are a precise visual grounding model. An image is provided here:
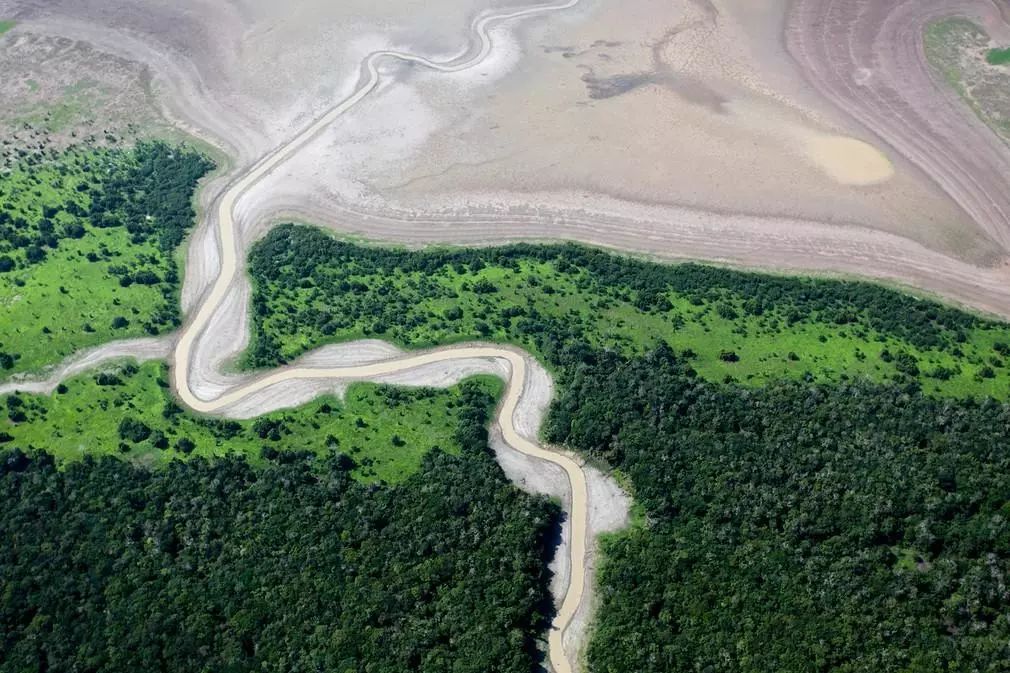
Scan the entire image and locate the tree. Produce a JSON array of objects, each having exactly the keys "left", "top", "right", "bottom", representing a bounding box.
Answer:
[{"left": 117, "top": 417, "right": 151, "bottom": 443}]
